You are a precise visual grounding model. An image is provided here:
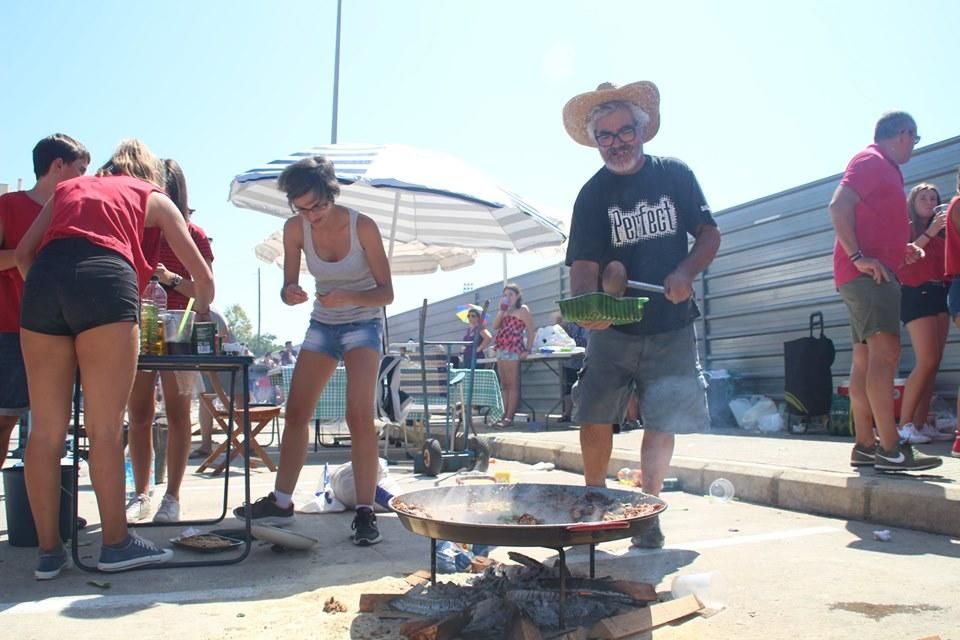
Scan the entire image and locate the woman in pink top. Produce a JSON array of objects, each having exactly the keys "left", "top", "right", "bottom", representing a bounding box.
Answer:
[
  {"left": 896, "top": 184, "right": 951, "bottom": 444},
  {"left": 492, "top": 283, "right": 535, "bottom": 428},
  {"left": 15, "top": 140, "right": 214, "bottom": 579}
]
